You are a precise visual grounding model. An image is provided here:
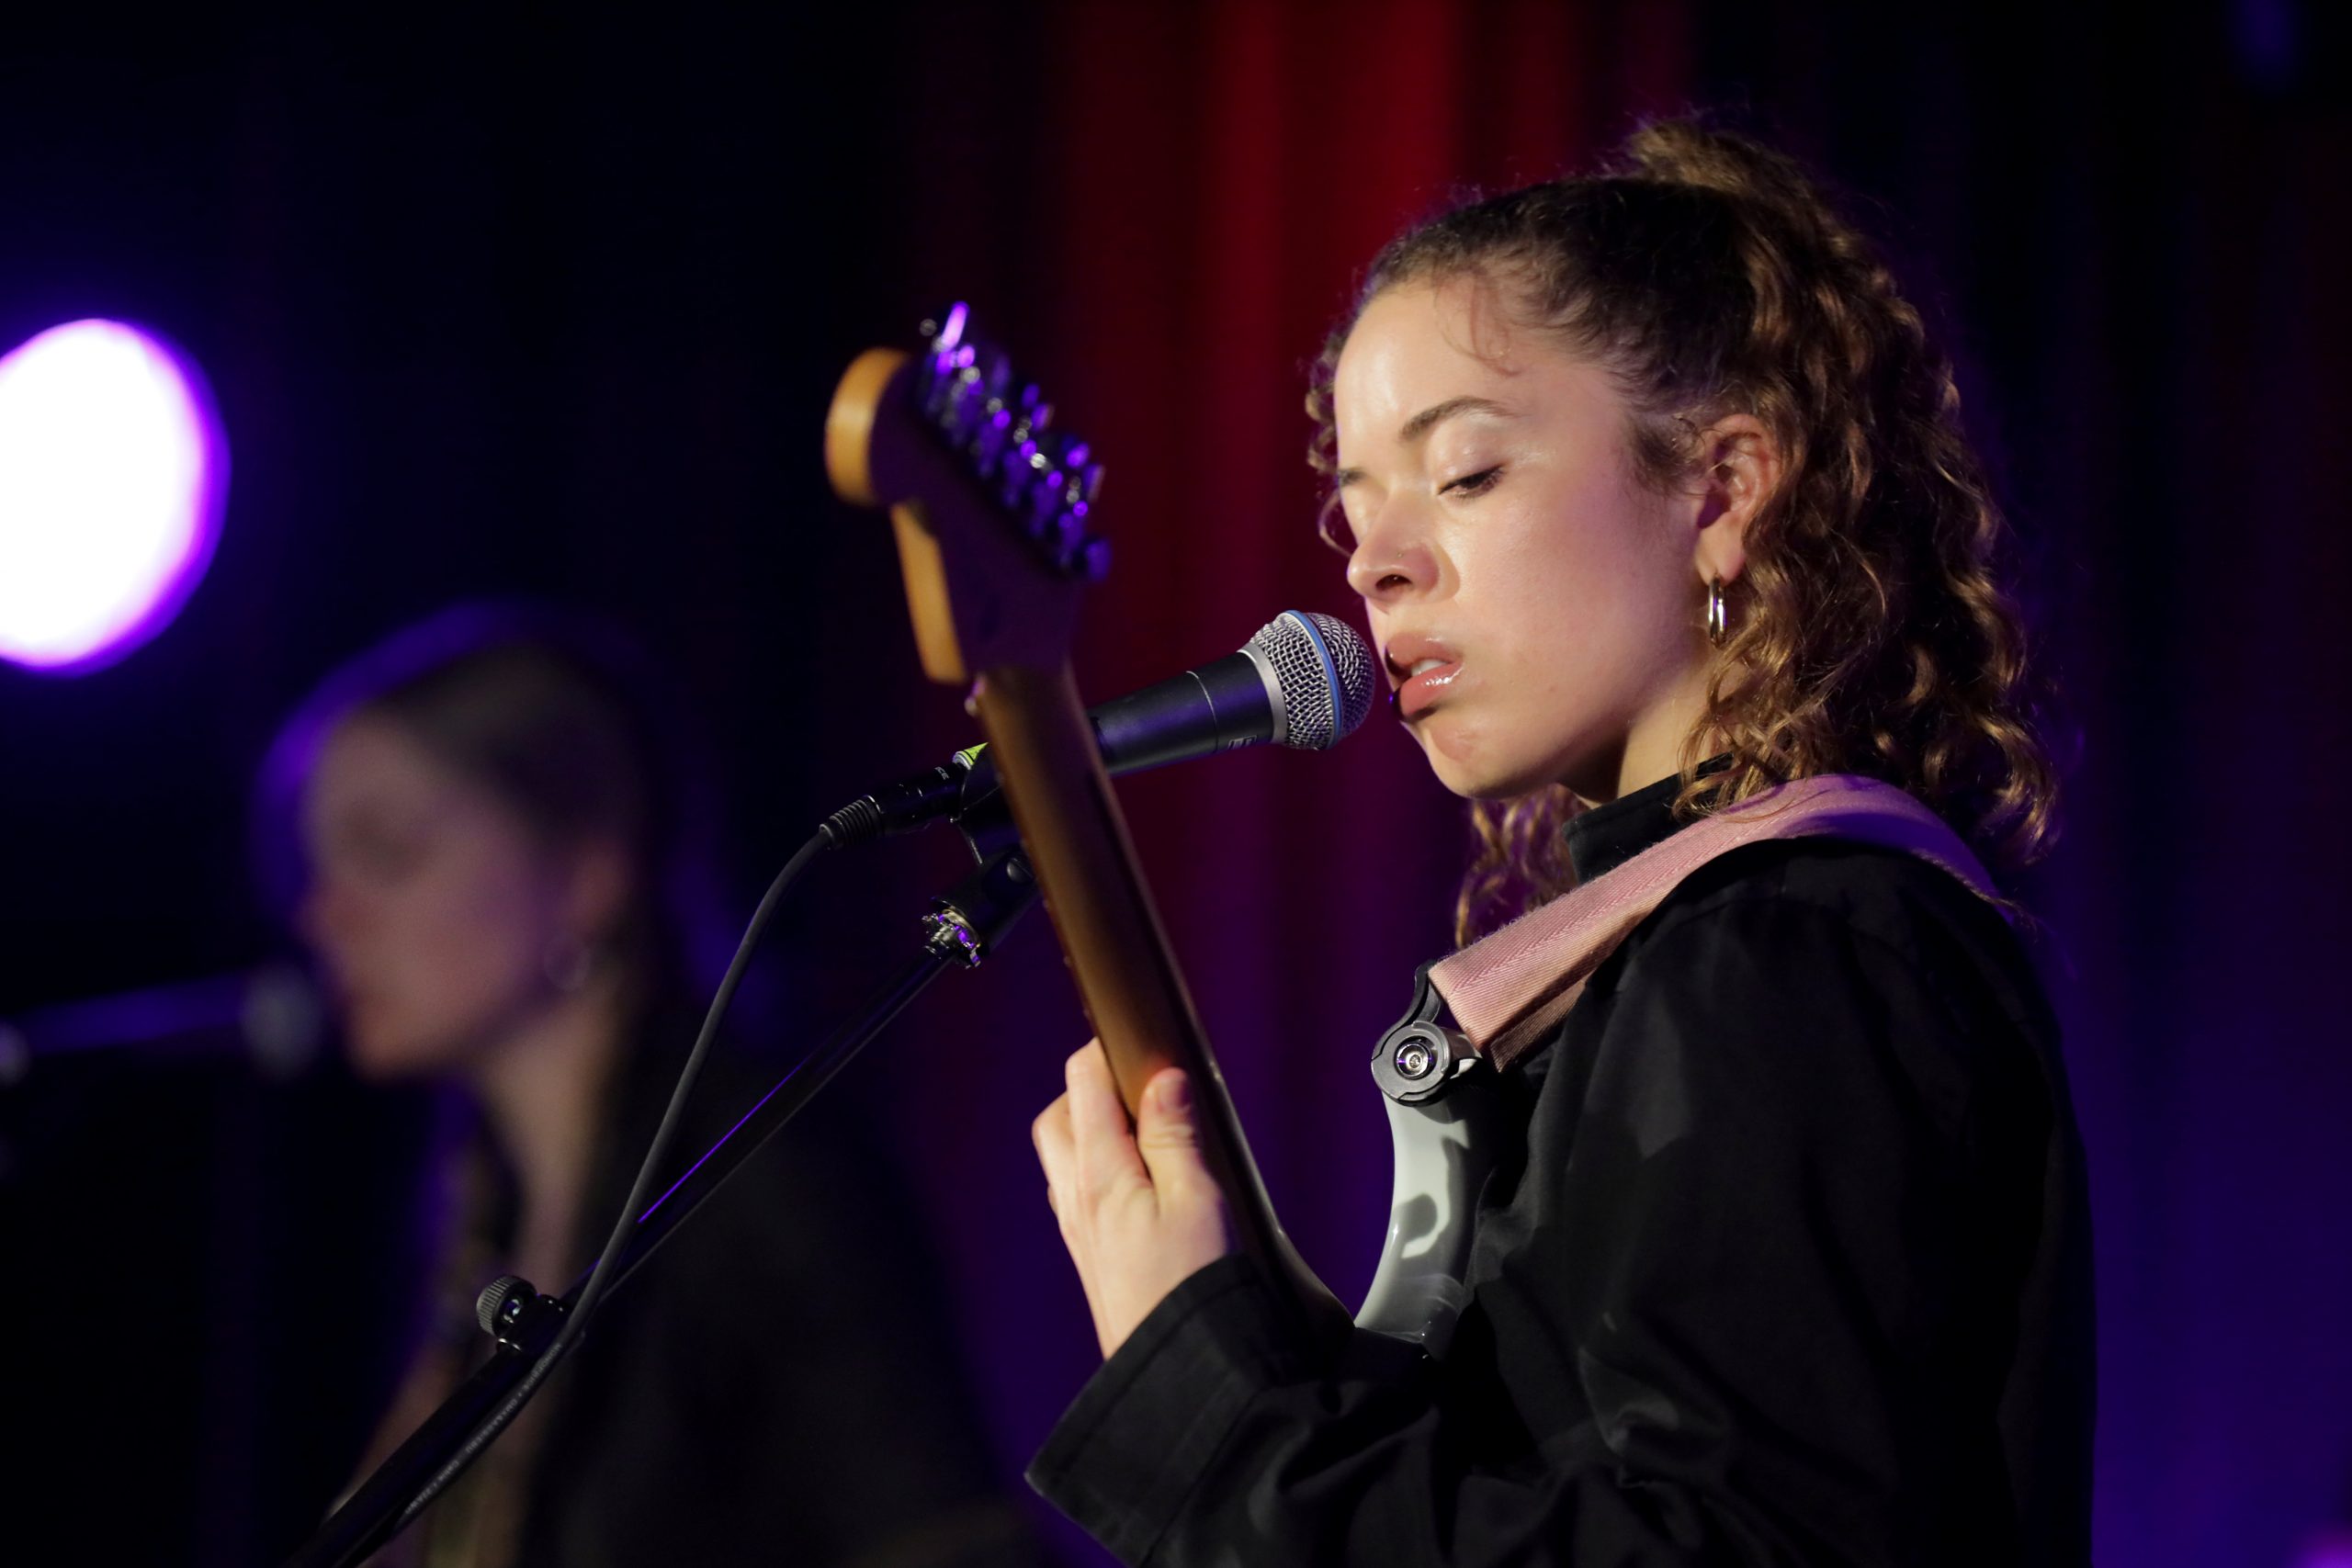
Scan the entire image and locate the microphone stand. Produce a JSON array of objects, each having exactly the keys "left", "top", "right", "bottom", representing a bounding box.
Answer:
[{"left": 283, "top": 848, "right": 1040, "bottom": 1568}]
